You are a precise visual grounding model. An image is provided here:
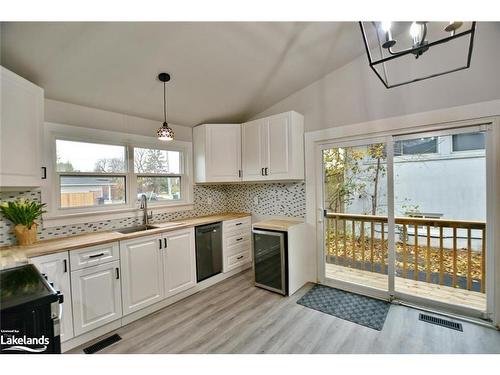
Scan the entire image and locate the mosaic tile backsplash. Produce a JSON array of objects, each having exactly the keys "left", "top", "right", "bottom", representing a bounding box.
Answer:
[{"left": 0, "top": 183, "right": 305, "bottom": 246}]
